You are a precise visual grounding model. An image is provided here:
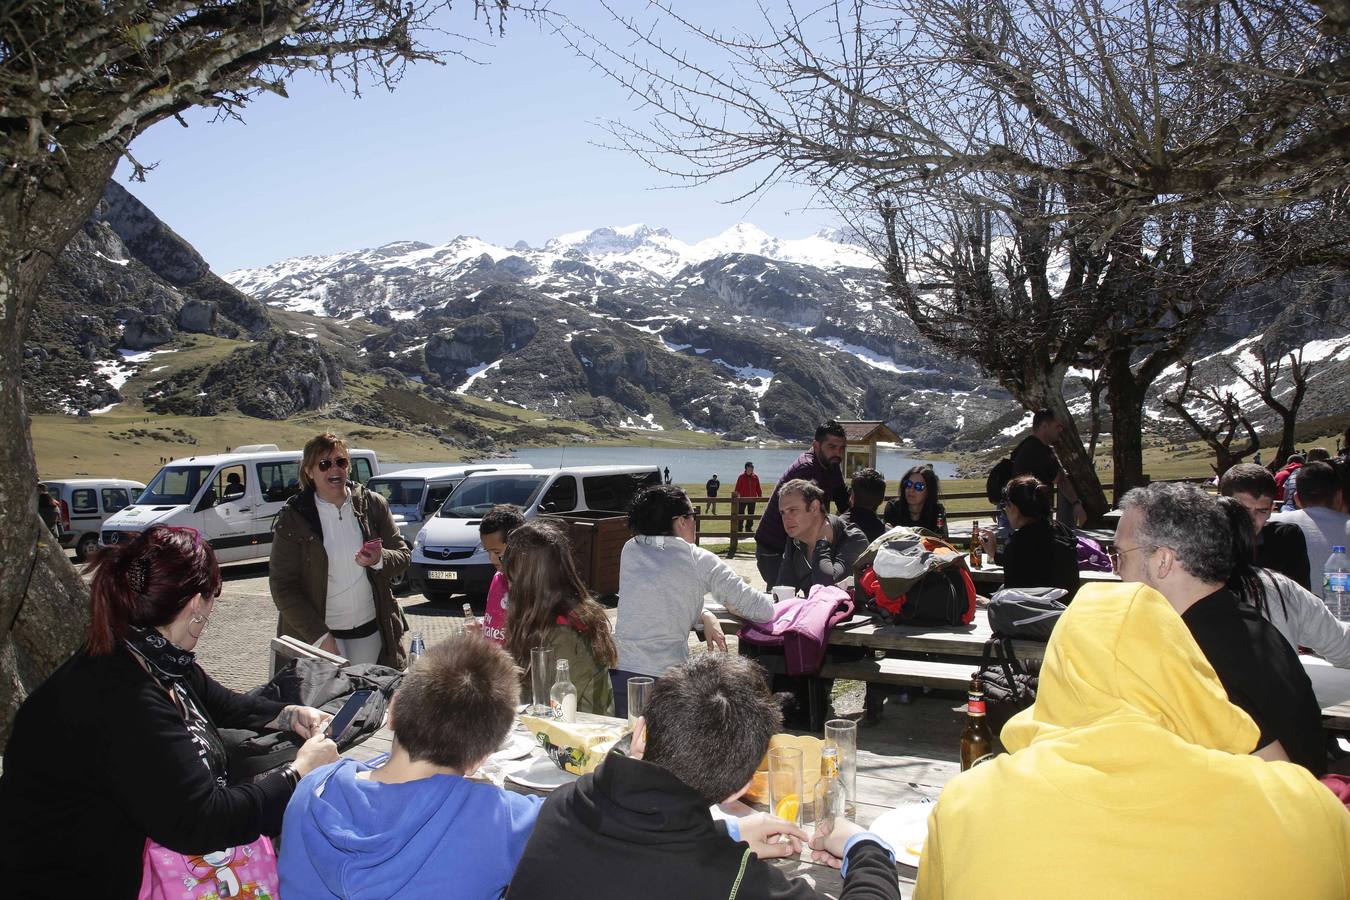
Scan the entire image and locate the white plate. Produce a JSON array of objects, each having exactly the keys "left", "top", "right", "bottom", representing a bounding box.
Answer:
[
  {"left": 867, "top": 799, "right": 935, "bottom": 867},
  {"left": 504, "top": 755, "right": 578, "bottom": 792},
  {"left": 490, "top": 732, "right": 536, "bottom": 763}
]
